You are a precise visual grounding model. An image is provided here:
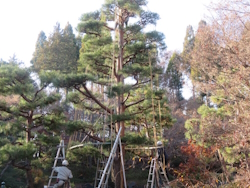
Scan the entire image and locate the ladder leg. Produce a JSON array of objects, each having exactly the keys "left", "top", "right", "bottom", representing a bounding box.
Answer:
[
  {"left": 155, "top": 162, "right": 160, "bottom": 188},
  {"left": 157, "top": 161, "right": 170, "bottom": 188},
  {"left": 146, "top": 158, "right": 156, "bottom": 188},
  {"left": 97, "top": 127, "right": 123, "bottom": 188},
  {"left": 119, "top": 138, "right": 127, "bottom": 188},
  {"left": 48, "top": 140, "right": 66, "bottom": 187}
]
